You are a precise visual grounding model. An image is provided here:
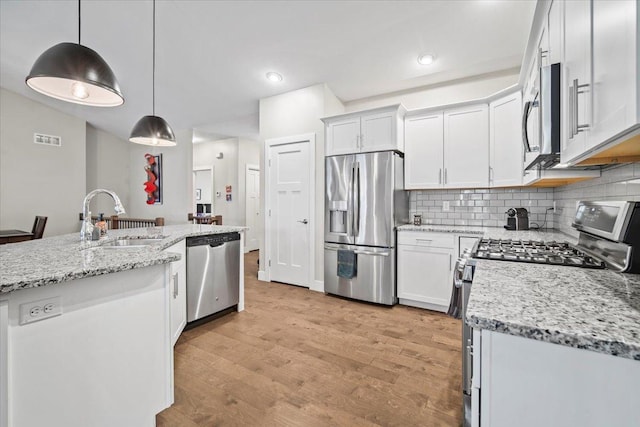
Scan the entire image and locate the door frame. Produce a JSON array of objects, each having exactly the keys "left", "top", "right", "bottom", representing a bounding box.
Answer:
[
  {"left": 192, "top": 165, "right": 214, "bottom": 214},
  {"left": 244, "top": 163, "right": 260, "bottom": 253},
  {"left": 263, "top": 133, "right": 316, "bottom": 288}
]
